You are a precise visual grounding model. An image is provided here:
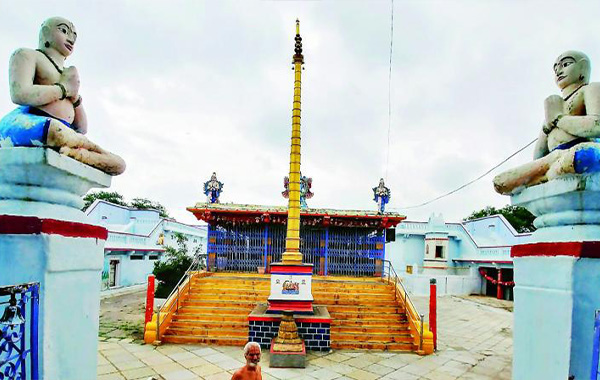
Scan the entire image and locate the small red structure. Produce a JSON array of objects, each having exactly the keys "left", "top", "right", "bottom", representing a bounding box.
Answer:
[
  {"left": 429, "top": 278, "right": 437, "bottom": 351},
  {"left": 144, "top": 274, "right": 155, "bottom": 327}
]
